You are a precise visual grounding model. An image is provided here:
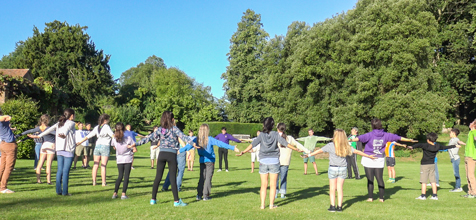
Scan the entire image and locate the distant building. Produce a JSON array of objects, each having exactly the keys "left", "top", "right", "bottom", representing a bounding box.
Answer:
[{"left": 0, "top": 69, "right": 34, "bottom": 104}]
